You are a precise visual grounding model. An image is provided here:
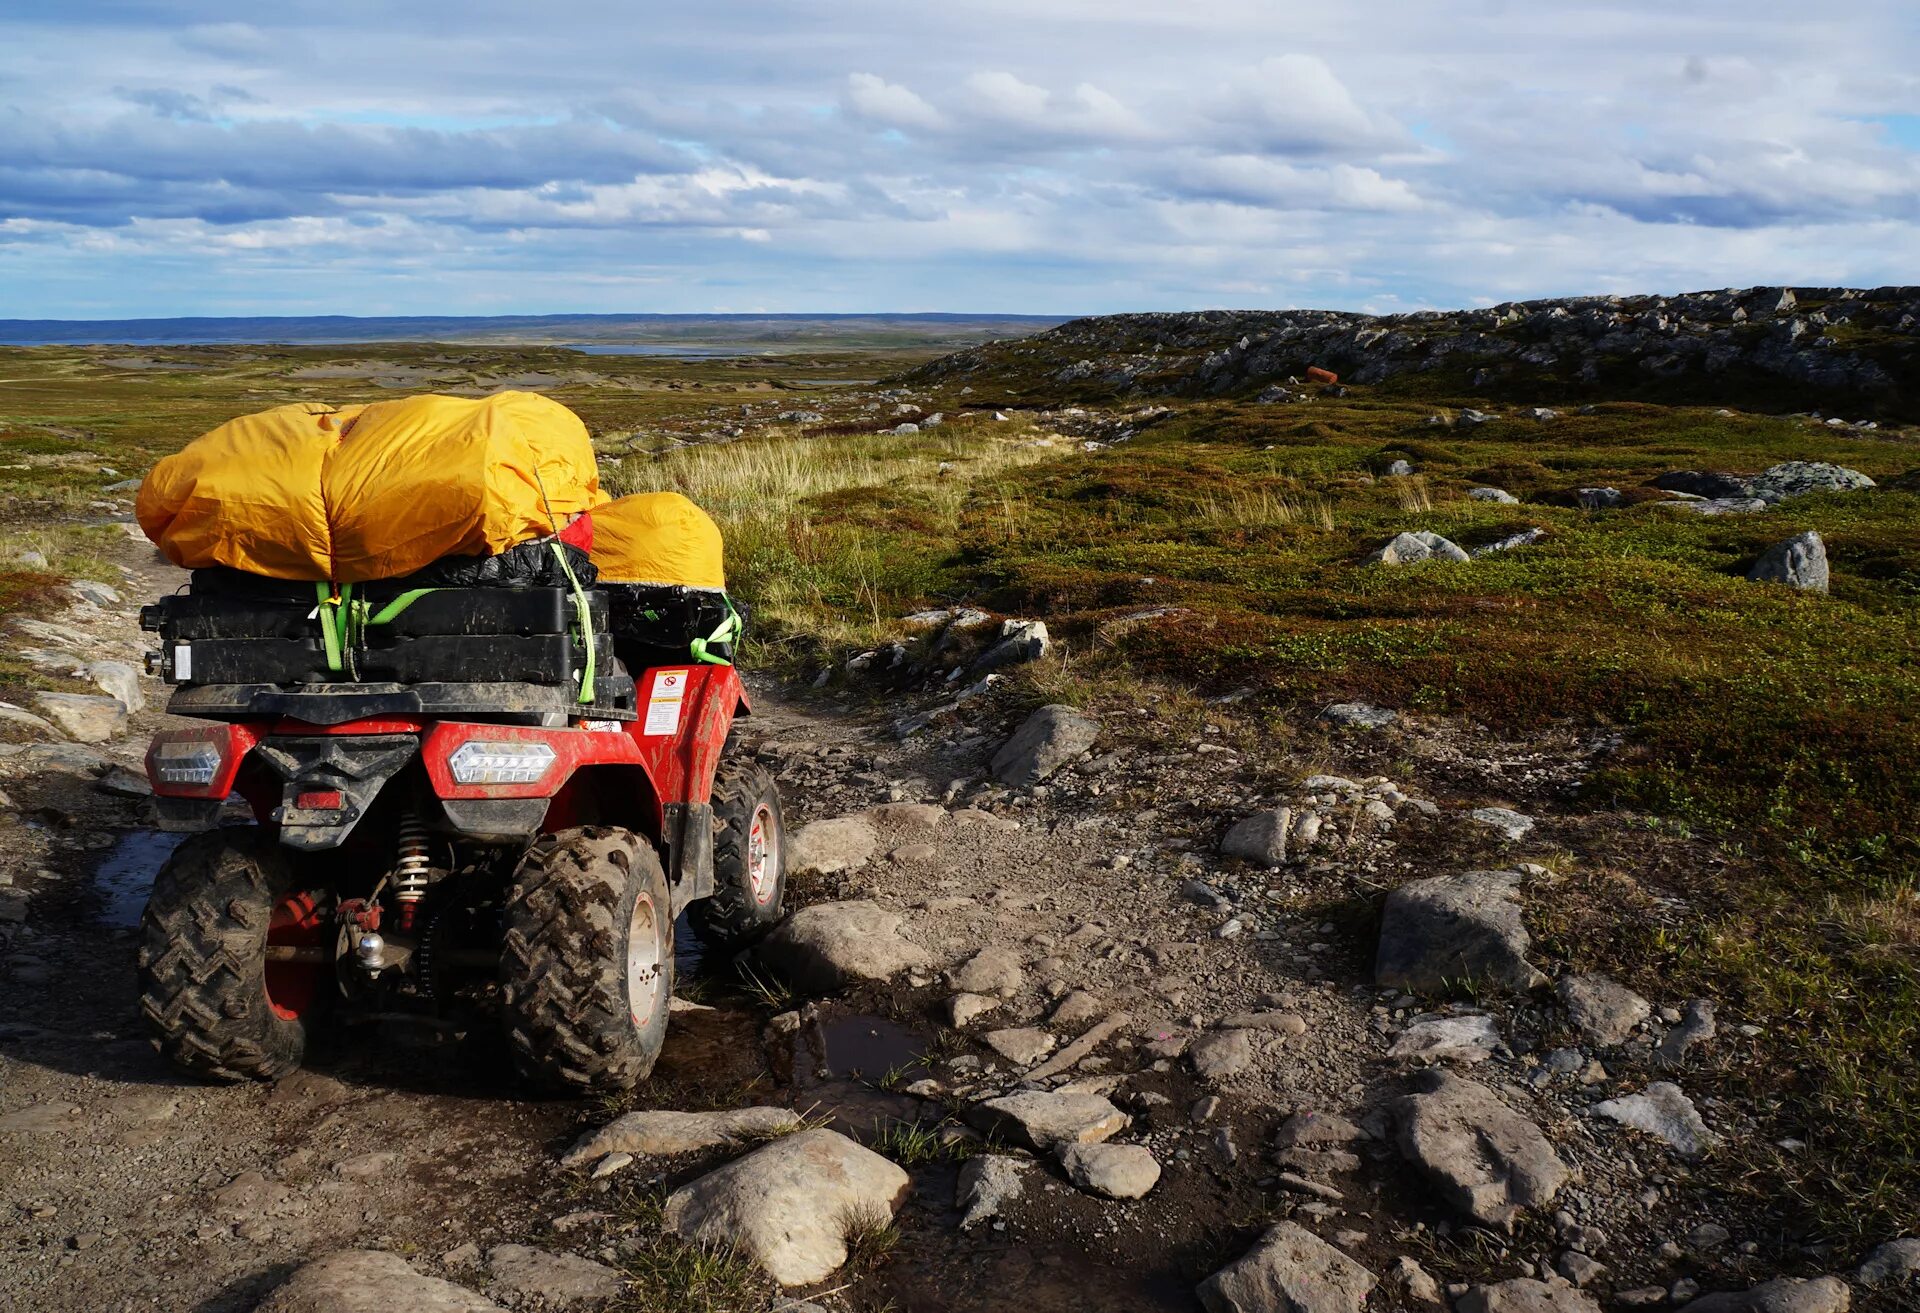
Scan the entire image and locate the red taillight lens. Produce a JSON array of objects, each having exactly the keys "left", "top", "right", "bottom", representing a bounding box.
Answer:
[{"left": 295, "top": 790, "right": 344, "bottom": 811}]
